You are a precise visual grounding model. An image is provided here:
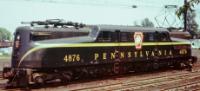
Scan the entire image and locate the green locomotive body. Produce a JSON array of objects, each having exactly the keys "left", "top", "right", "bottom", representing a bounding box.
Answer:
[{"left": 2, "top": 20, "right": 197, "bottom": 87}]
